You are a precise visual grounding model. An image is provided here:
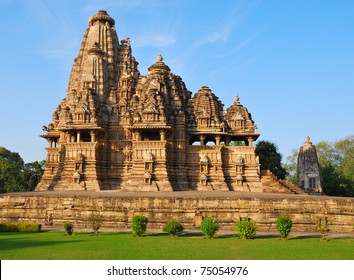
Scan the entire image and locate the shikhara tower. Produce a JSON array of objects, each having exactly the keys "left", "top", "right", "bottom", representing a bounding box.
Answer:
[
  {"left": 297, "top": 136, "right": 323, "bottom": 193},
  {"left": 36, "top": 10, "right": 262, "bottom": 192}
]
